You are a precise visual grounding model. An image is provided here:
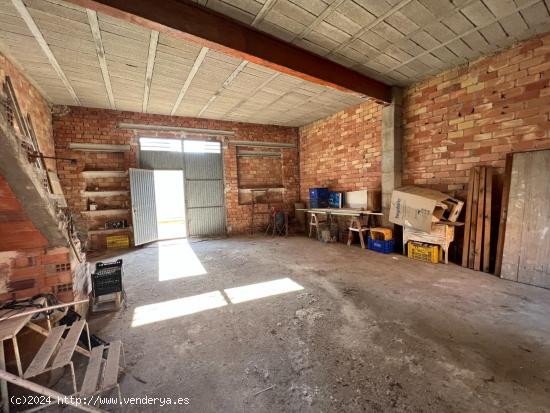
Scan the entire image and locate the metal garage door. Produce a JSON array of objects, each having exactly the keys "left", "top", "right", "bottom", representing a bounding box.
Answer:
[
  {"left": 136, "top": 138, "right": 226, "bottom": 240},
  {"left": 184, "top": 141, "right": 225, "bottom": 236},
  {"left": 129, "top": 168, "right": 158, "bottom": 246}
]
